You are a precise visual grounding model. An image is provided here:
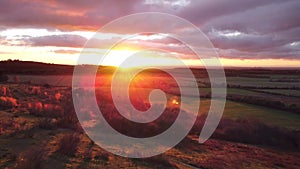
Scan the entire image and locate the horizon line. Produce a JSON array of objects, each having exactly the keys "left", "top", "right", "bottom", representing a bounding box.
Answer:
[{"left": 1, "top": 59, "right": 300, "bottom": 69}]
